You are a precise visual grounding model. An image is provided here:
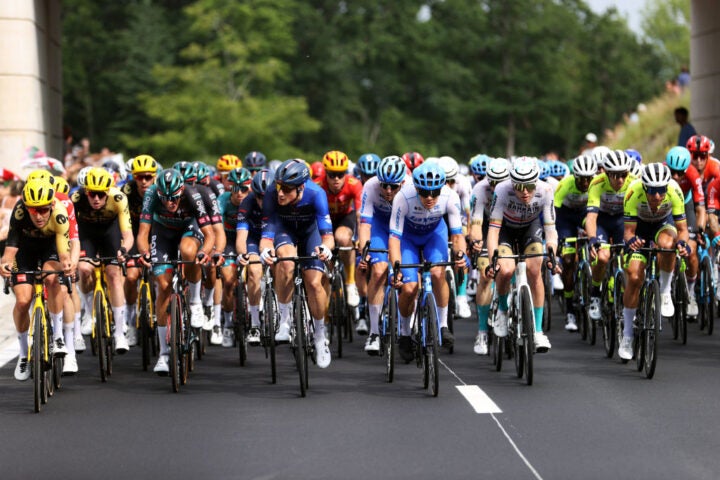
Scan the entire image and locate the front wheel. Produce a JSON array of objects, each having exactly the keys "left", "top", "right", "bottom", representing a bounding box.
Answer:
[
  {"left": 424, "top": 295, "right": 440, "bottom": 397},
  {"left": 383, "top": 289, "right": 397, "bottom": 383},
  {"left": 519, "top": 287, "right": 534, "bottom": 386},
  {"left": 644, "top": 280, "right": 660, "bottom": 379},
  {"left": 169, "top": 294, "right": 182, "bottom": 393},
  {"left": 94, "top": 291, "right": 108, "bottom": 383},
  {"left": 32, "top": 309, "right": 43, "bottom": 413},
  {"left": 234, "top": 282, "right": 248, "bottom": 366},
  {"left": 614, "top": 271, "right": 627, "bottom": 363},
  {"left": 292, "top": 291, "right": 308, "bottom": 398},
  {"left": 263, "top": 285, "right": 277, "bottom": 384}
]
